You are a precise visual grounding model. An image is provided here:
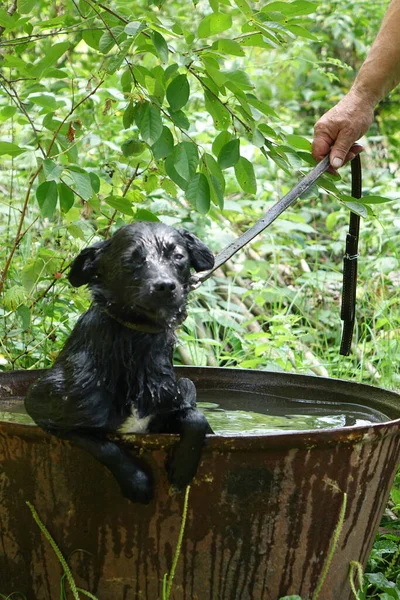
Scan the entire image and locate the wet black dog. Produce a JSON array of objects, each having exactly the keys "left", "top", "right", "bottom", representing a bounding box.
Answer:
[{"left": 25, "top": 222, "right": 214, "bottom": 503}]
